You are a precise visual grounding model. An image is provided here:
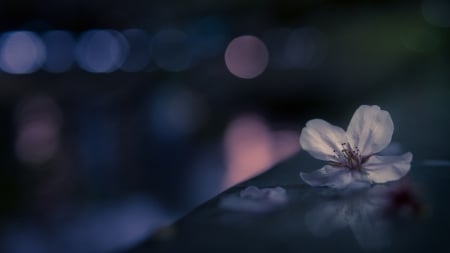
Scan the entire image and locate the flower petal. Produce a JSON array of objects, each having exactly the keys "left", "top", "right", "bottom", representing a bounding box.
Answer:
[
  {"left": 240, "top": 186, "right": 287, "bottom": 204},
  {"left": 300, "top": 119, "right": 347, "bottom": 161},
  {"left": 363, "top": 152, "right": 413, "bottom": 183},
  {"left": 220, "top": 186, "right": 287, "bottom": 213},
  {"left": 346, "top": 105, "right": 394, "bottom": 156},
  {"left": 300, "top": 165, "right": 353, "bottom": 188}
]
